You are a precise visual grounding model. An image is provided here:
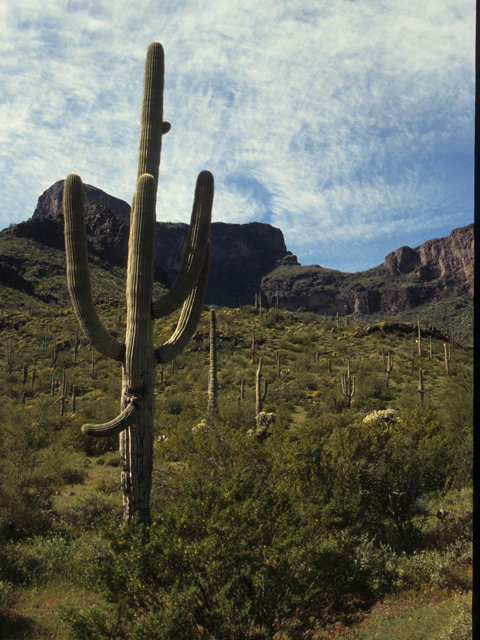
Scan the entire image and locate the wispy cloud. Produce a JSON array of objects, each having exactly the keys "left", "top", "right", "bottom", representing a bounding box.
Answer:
[{"left": 0, "top": 0, "right": 474, "bottom": 272}]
